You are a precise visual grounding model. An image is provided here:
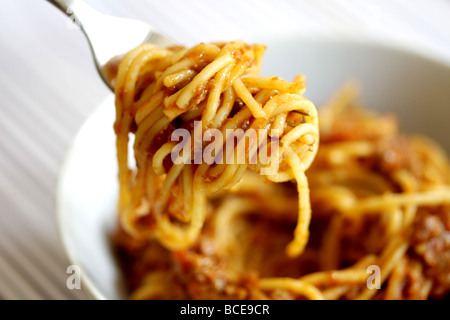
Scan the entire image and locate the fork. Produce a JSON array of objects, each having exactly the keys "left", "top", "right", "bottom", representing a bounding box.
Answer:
[{"left": 47, "top": 0, "right": 177, "bottom": 91}]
